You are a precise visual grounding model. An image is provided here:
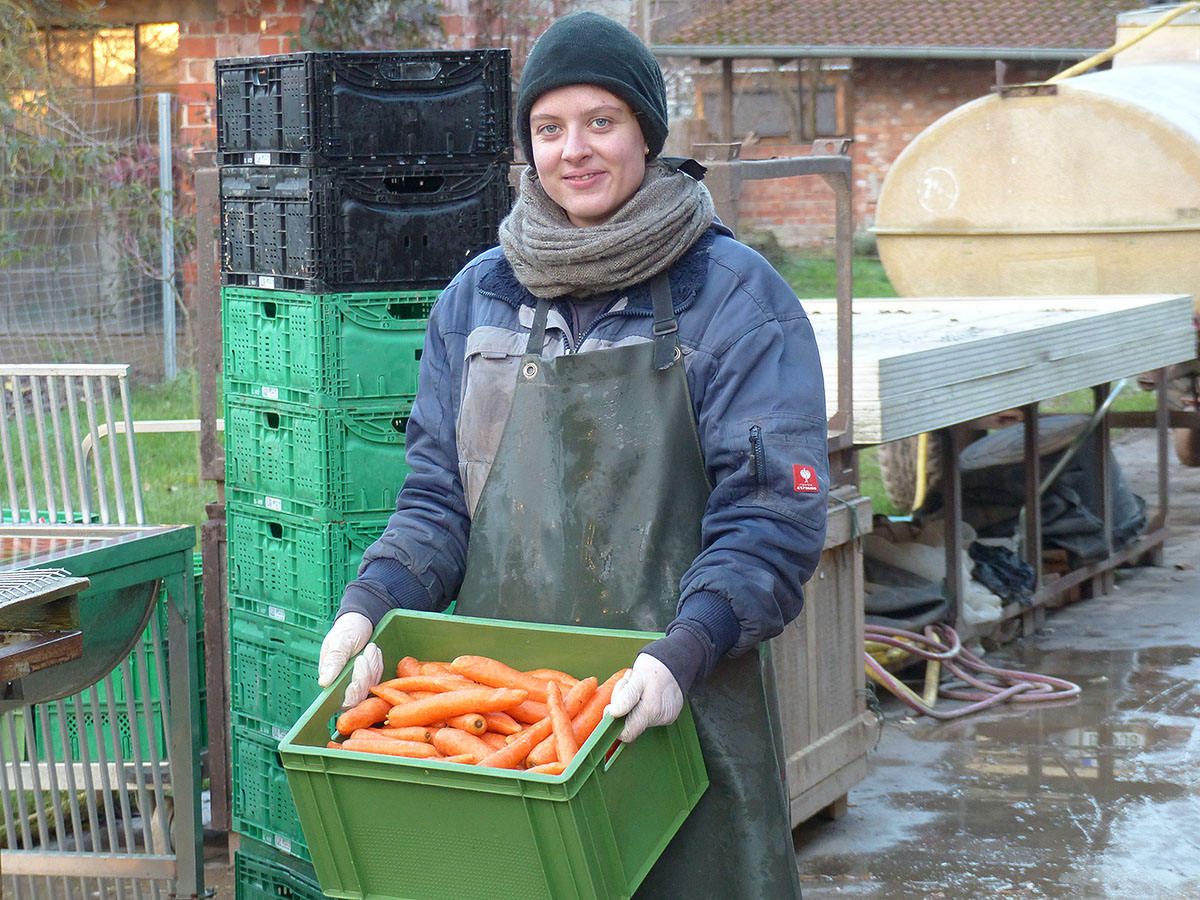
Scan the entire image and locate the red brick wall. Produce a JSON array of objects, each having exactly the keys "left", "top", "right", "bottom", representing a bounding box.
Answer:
[{"left": 733, "top": 58, "right": 1061, "bottom": 246}]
